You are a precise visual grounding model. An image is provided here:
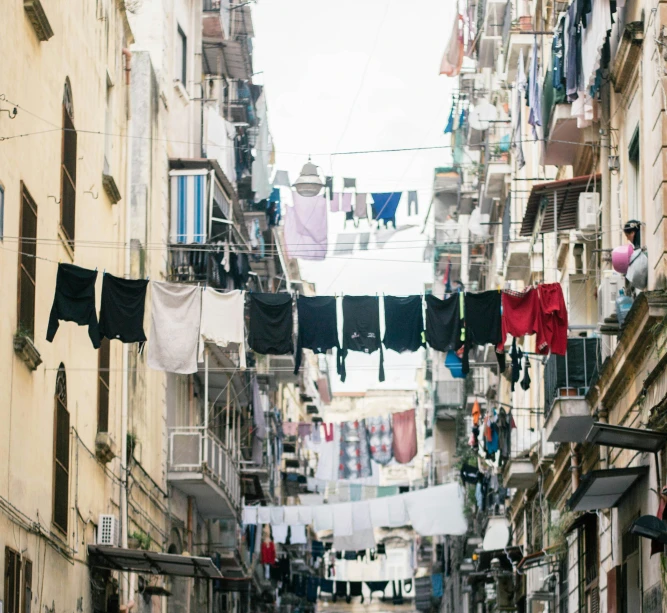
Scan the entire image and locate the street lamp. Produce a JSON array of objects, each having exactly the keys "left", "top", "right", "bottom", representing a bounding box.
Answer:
[{"left": 293, "top": 158, "right": 324, "bottom": 197}]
